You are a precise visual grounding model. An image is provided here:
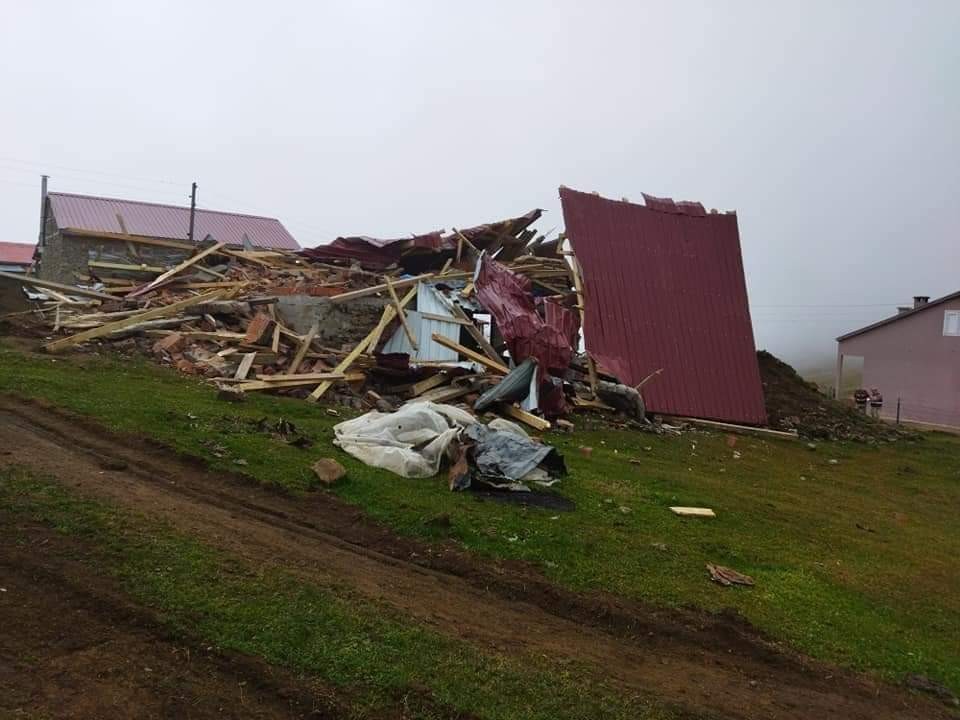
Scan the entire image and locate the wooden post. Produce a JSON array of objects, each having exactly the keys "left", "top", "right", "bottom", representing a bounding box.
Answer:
[{"left": 834, "top": 350, "right": 844, "bottom": 401}]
